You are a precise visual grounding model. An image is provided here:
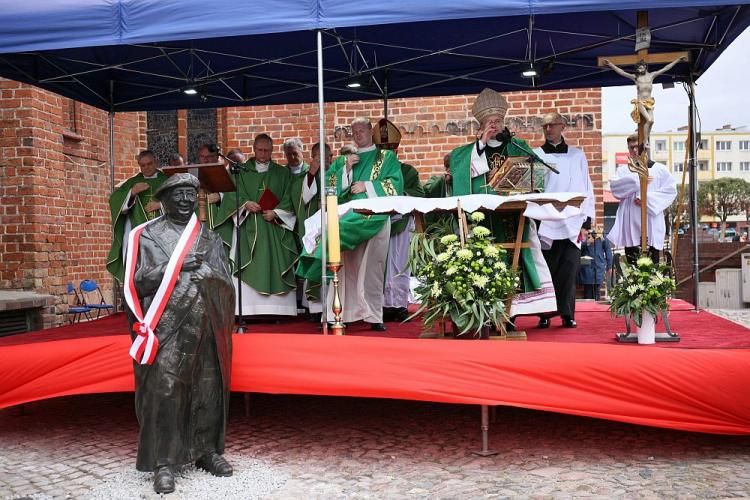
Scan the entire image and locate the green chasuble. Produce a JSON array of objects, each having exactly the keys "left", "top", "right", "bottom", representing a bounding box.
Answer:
[
  {"left": 213, "top": 160, "right": 298, "bottom": 295},
  {"left": 449, "top": 138, "right": 541, "bottom": 293},
  {"left": 106, "top": 171, "right": 166, "bottom": 281},
  {"left": 391, "top": 162, "right": 425, "bottom": 235},
  {"left": 296, "top": 147, "right": 404, "bottom": 285},
  {"left": 423, "top": 174, "right": 451, "bottom": 198},
  {"left": 288, "top": 163, "right": 312, "bottom": 249}
]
